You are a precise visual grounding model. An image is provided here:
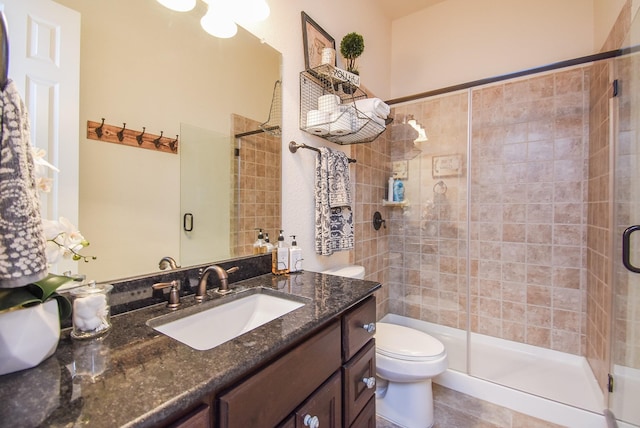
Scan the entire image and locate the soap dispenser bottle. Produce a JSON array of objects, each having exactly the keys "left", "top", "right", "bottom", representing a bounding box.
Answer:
[
  {"left": 264, "top": 233, "right": 275, "bottom": 253},
  {"left": 272, "top": 230, "right": 290, "bottom": 275},
  {"left": 289, "top": 235, "right": 303, "bottom": 273},
  {"left": 253, "top": 228, "right": 266, "bottom": 254}
]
